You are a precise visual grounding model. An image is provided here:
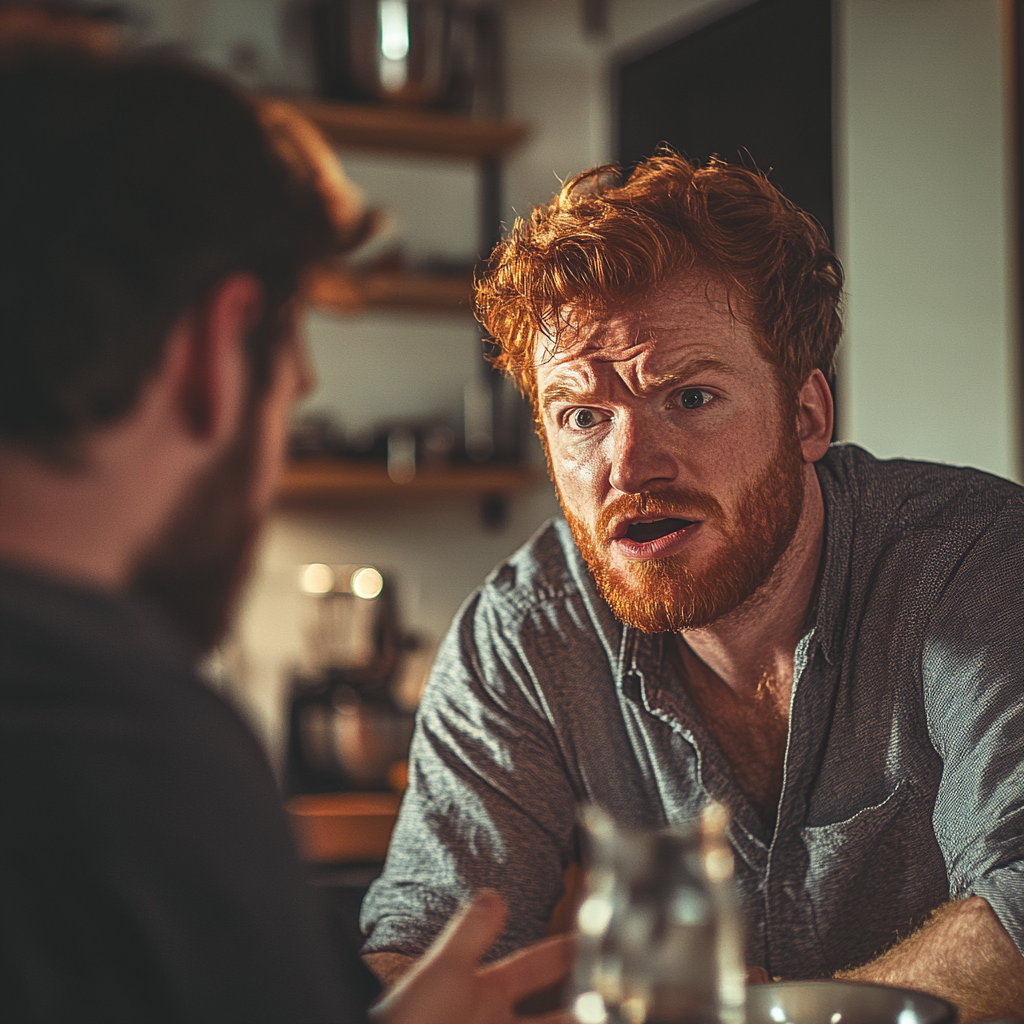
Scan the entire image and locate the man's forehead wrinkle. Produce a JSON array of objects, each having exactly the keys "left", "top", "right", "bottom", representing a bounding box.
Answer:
[
  {"left": 580, "top": 313, "right": 656, "bottom": 365},
  {"left": 535, "top": 310, "right": 648, "bottom": 370},
  {"left": 538, "top": 363, "right": 599, "bottom": 405},
  {"left": 535, "top": 277, "right": 753, "bottom": 388}
]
